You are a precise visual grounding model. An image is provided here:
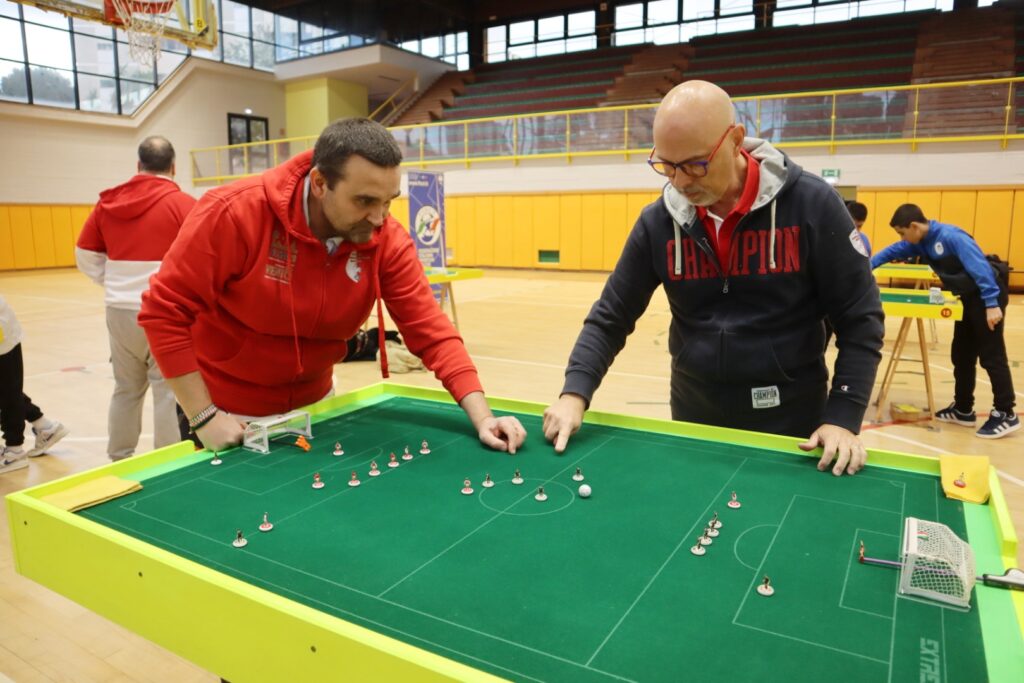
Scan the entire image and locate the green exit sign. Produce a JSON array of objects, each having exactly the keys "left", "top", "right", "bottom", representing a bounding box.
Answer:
[{"left": 821, "top": 168, "right": 841, "bottom": 179}]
